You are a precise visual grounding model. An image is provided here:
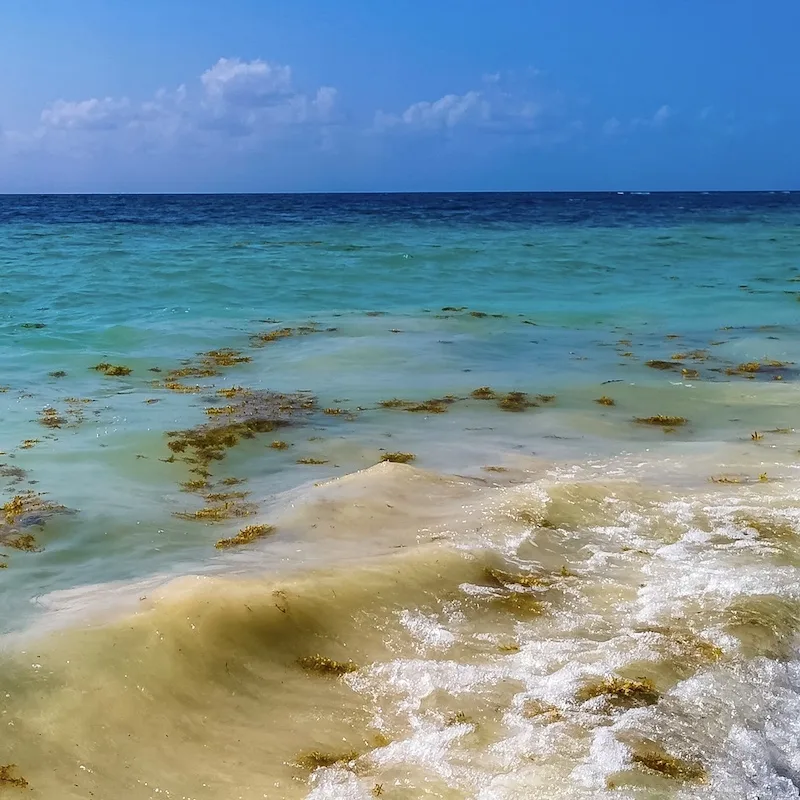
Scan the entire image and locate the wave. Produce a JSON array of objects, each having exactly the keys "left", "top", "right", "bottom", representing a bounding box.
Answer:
[{"left": 1, "top": 460, "right": 799, "bottom": 798}]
